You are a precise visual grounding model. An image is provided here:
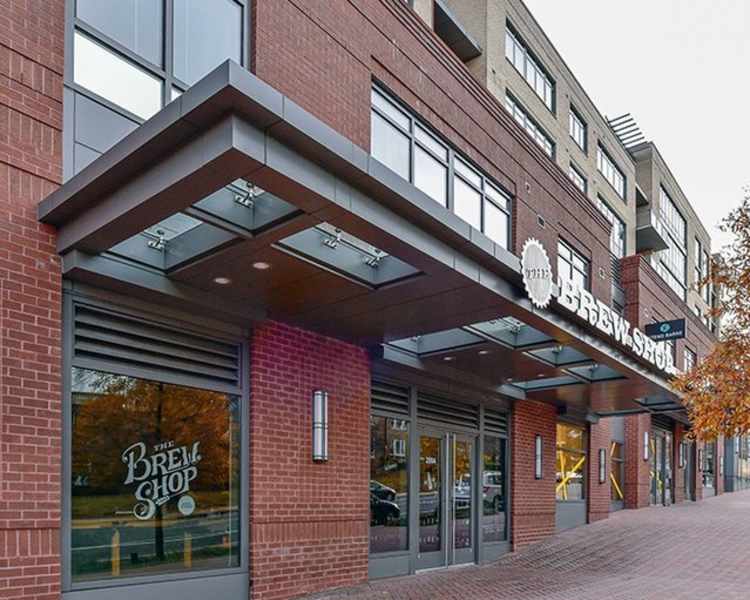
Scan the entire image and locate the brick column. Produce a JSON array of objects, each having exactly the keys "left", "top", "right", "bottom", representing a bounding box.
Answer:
[
  {"left": 510, "top": 400, "right": 556, "bottom": 549},
  {"left": 624, "top": 414, "right": 651, "bottom": 508},
  {"left": 588, "top": 419, "right": 611, "bottom": 522},
  {"left": 1, "top": 1, "right": 65, "bottom": 598},
  {"left": 248, "top": 321, "right": 370, "bottom": 600}
]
